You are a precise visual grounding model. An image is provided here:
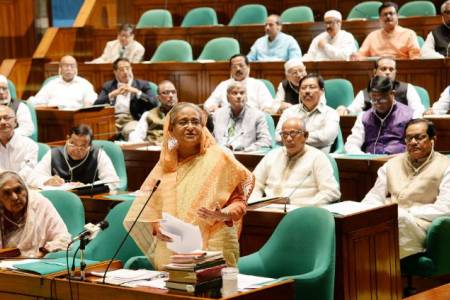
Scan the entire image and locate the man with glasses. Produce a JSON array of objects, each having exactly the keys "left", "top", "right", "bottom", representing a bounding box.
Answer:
[
  {"left": 351, "top": 2, "right": 420, "bottom": 60},
  {"left": 0, "top": 106, "right": 37, "bottom": 179},
  {"left": 422, "top": 1, "right": 450, "bottom": 58},
  {"left": 250, "top": 116, "right": 340, "bottom": 205},
  {"left": 28, "top": 124, "right": 119, "bottom": 190},
  {"left": 345, "top": 76, "right": 413, "bottom": 154},
  {"left": 362, "top": 118, "right": 450, "bottom": 259},
  {"left": 303, "top": 10, "right": 357, "bottom": 61},
  {"left": 129, "top": 80, "right": 178, "bottom": 144}
]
